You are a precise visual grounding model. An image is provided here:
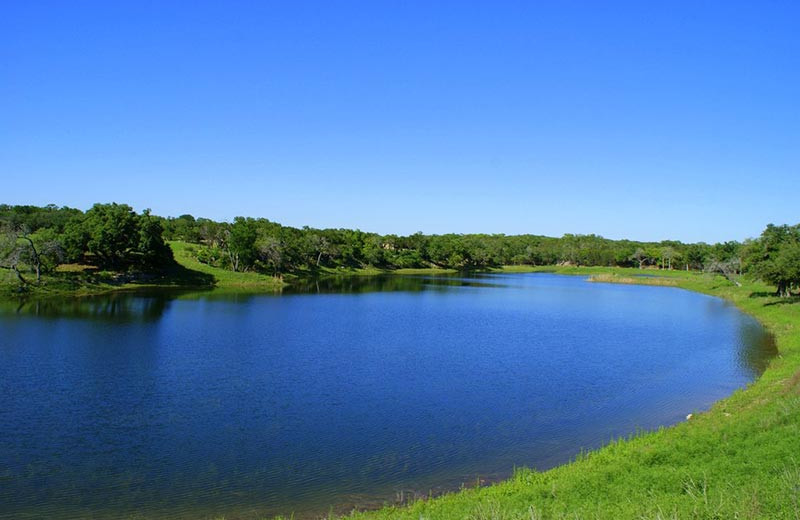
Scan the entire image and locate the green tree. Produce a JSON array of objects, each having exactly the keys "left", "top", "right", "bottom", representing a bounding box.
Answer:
[
  {"left": 256, "top": 234, "right": 283, "bottom": 275},
  {"left": 685, "top": 243, "right": 708, "bottom": 270},
  {"left": 137, "top": 210, "right": 175, "bottom": 270},
  {"left": 83, "top": 203, "right": 140, "bottom": 268},
  {"left": 225, "top": 217, "right": 258, "bottom": 271},
  {"left": 745, "top": 224, "right": 800, "bottom": 297},
  {"left": 661, "top": 246, "right": 678, "bottom": 270},
  {"left": 630, "top": 248, "right": 649, "bottom": 269},
  {"left": 62, "top": 215, "right": 91, "bottom": 263}
]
